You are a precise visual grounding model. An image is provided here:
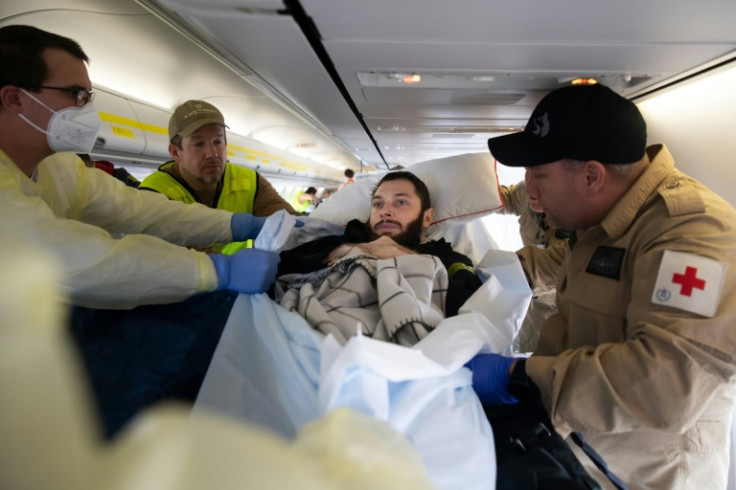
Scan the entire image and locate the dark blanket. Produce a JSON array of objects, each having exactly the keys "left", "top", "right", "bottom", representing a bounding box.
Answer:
[
  {"left": 278, "top": 219, "right": 482, "bottom": 316},
  {"left": 68, "top": 290, "right": 238, "bottom": 439}
]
